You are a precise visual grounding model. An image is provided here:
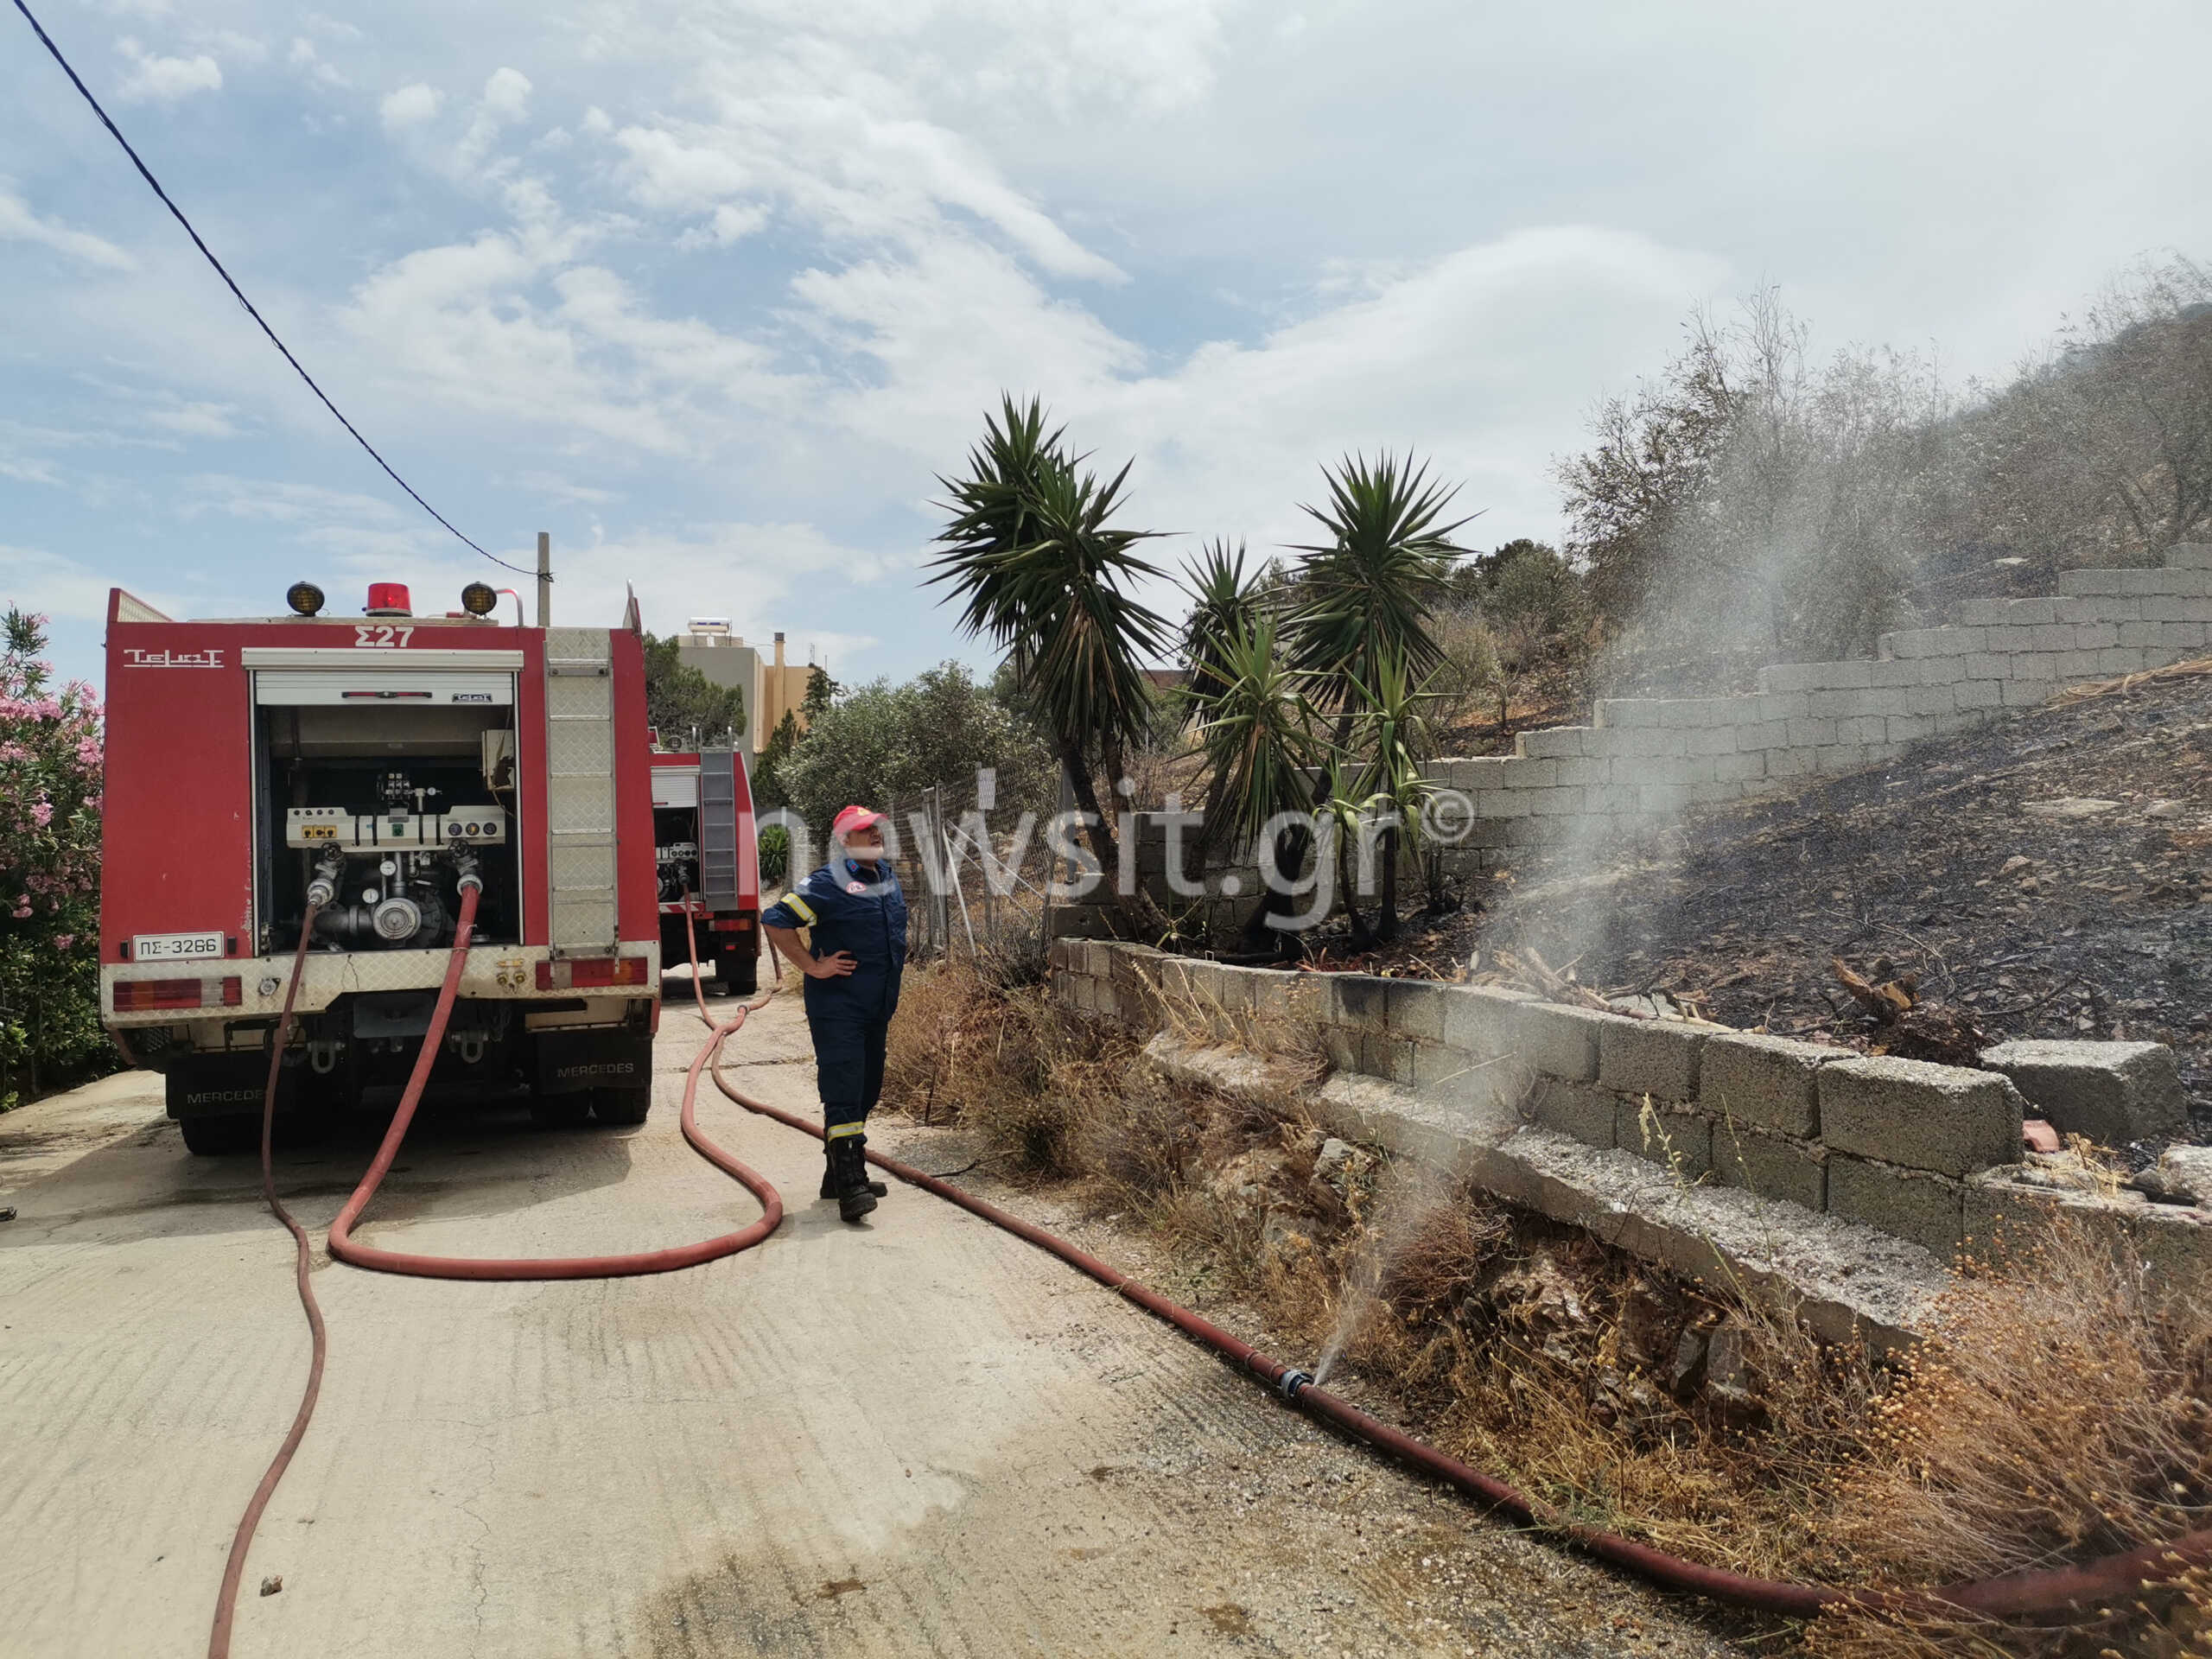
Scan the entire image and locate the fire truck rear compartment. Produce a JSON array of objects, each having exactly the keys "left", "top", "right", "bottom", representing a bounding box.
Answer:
[{"left": 256, "top": 699, "right": 523, "bottom": 951}]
